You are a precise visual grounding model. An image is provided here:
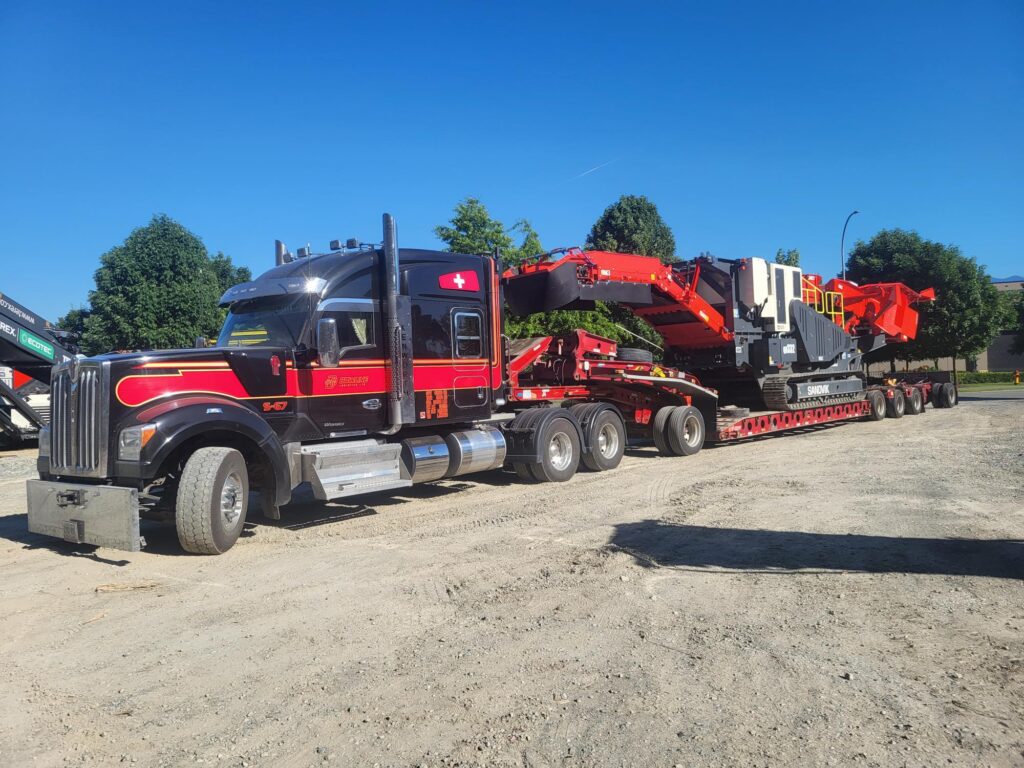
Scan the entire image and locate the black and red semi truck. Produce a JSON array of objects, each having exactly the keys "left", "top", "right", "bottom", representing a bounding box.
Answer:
[{"left": 27, "top": 214, "right": 955, "bottom": 554}]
